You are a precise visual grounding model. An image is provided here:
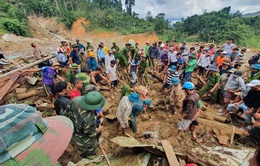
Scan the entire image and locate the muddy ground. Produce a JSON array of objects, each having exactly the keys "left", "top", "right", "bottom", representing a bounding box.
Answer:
[{"left": 0, "top": 16, "right": 258, "bottom": 166}]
